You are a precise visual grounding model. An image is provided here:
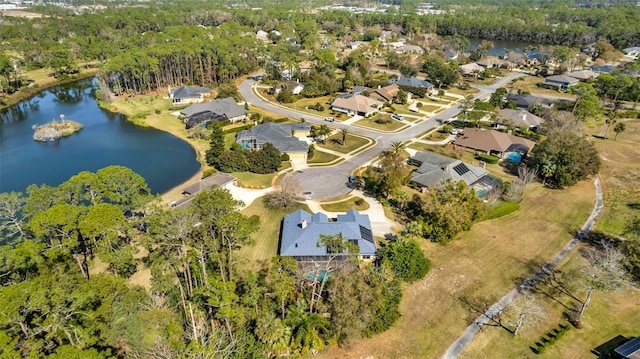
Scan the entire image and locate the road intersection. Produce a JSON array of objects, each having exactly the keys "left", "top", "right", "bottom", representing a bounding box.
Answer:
[{"left": 239, "top": 72, "right": 526, "bottom": 200}]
